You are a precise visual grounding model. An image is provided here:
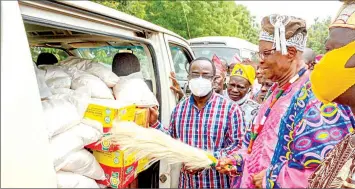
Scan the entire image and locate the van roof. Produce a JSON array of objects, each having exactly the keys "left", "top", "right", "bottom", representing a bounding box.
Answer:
[
  {"left": 58, "top": 1, "right": 188, "bottom": 43},
  {"left": 188, "top": 36, "right": 258, "bottom": 52}
]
